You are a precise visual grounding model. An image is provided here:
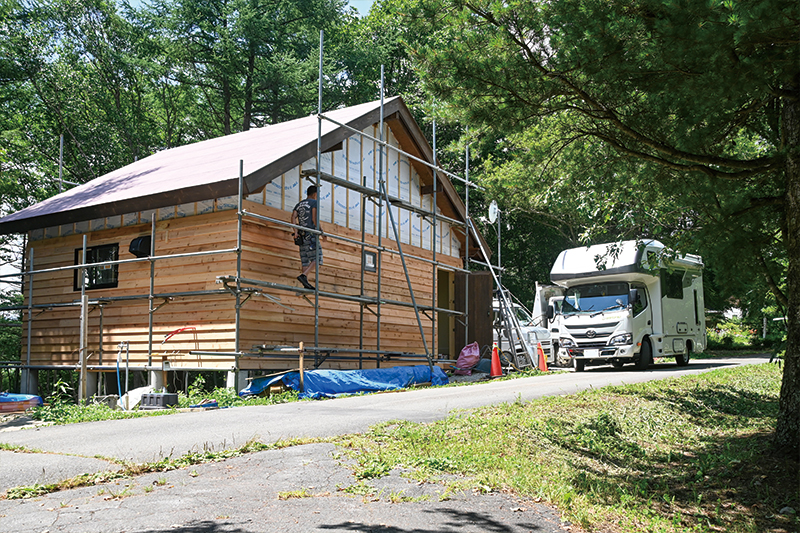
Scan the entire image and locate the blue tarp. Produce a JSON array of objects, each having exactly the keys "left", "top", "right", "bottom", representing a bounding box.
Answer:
[
  {"left": 240, "top": 365, "right": 449, "bottom": 399},
  {"left": 0, "top": 392, "right": 43, "bottom": 412}
]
